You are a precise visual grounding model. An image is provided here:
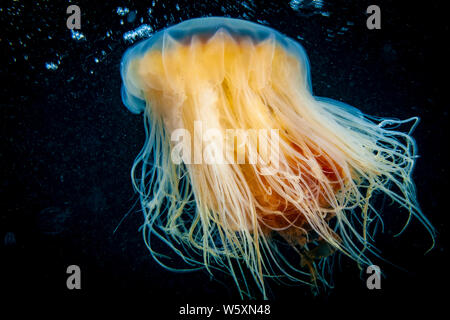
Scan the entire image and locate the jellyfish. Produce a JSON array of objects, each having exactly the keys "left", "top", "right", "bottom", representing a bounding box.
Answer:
[{"left": 120, "top": 17, "right": 435, "bottom": 298}]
